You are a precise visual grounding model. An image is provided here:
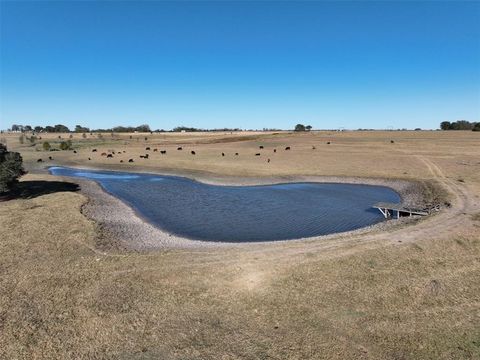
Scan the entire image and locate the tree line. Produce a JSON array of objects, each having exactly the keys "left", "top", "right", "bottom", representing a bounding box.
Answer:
[
  {"left": 8, "top": 124, "right": 153, "bottom": 133},
  {"left": 7, "top": 124, "right": 251, "bottom": 133},
  {"left": 440, "top": 120, "right": 479, "bottom": 131}
]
